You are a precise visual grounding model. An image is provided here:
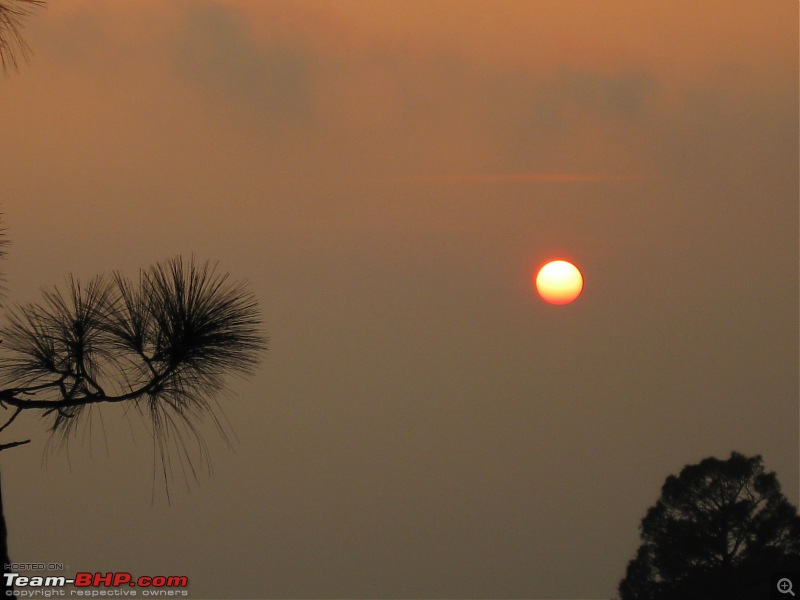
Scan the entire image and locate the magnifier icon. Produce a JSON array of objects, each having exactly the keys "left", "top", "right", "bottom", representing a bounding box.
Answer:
[{"left": 778, "top": 578, "right": 796, "bottom": 596}]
